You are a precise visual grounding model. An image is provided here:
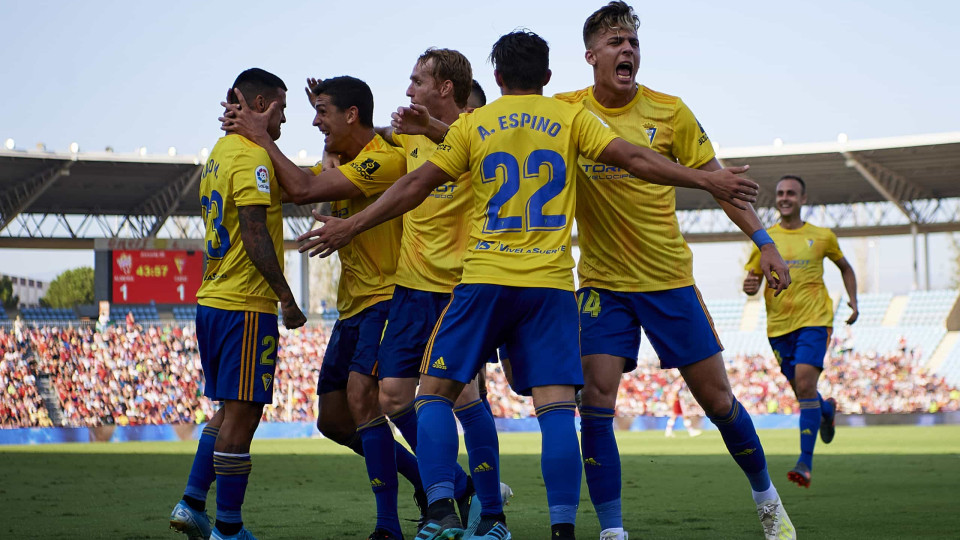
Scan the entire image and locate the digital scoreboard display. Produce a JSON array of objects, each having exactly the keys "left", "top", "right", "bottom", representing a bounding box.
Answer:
[{"left": 111, "top": 250, "right": 202, "bottom": 304}]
